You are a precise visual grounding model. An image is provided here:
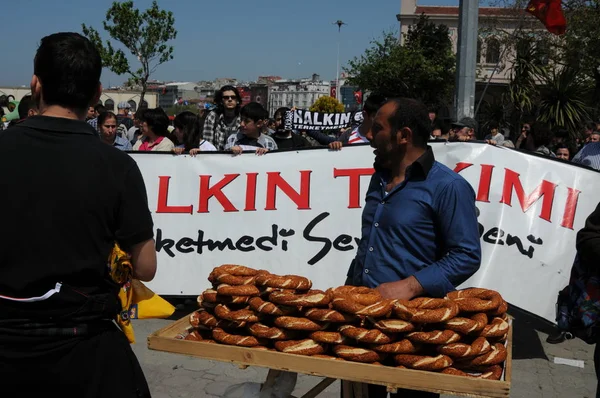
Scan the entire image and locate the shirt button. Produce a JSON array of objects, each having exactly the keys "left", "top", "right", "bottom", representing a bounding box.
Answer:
[
  {"left": 380, "top": 201, "right": 385, "bottom": 205},
  {"left": 369, "top": 247, "right": 374, "bottom": 252},
  {"left": 374, "top": 222, "right": 379, "bottom": 227},
  {"left": 364, "top": 269, "right": 370, "bottom": 274}
]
